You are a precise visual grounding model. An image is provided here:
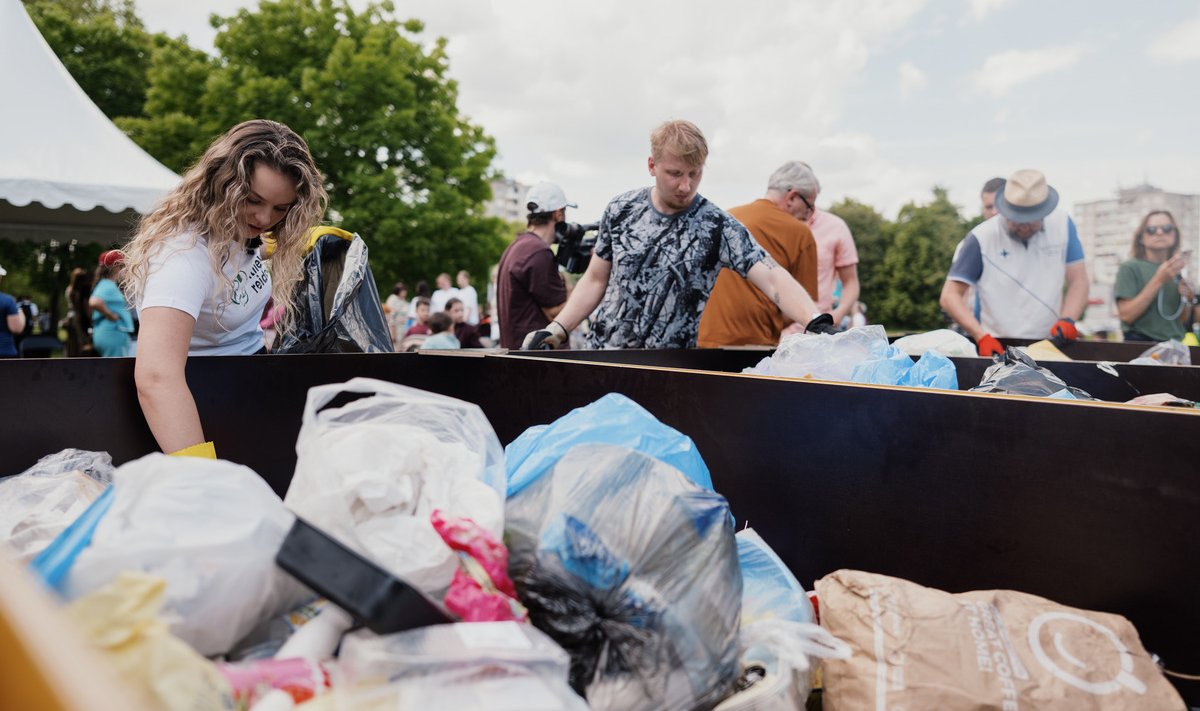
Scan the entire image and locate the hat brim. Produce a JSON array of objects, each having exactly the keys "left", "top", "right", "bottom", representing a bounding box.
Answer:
[{"left": 995, "top": 186, "right": 1058, "bottom": 223}]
